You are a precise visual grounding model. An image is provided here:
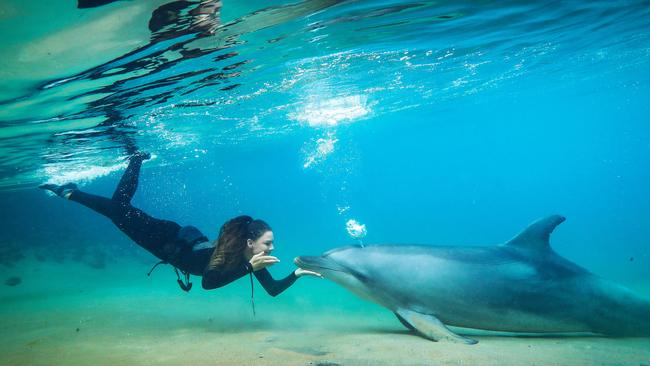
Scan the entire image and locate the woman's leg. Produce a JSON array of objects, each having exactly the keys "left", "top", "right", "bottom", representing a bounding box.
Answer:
[
  {"left": 41, "top": 152, "right": 181, "bottom": 260},
  {"left": 68, "top": 189, "right": 122, "bottom": 219},
  {"left": 67, "top": 189, "right": 181, "bottom": 259},
  {"left": 43, "top": 152, "right": 150, "bottom": 220},
  {"left": 110, "top": 205, "right": 182, "bottom": 259},
  {"left": 112, "top": 152, "right": 150, "bottom": 204}
]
